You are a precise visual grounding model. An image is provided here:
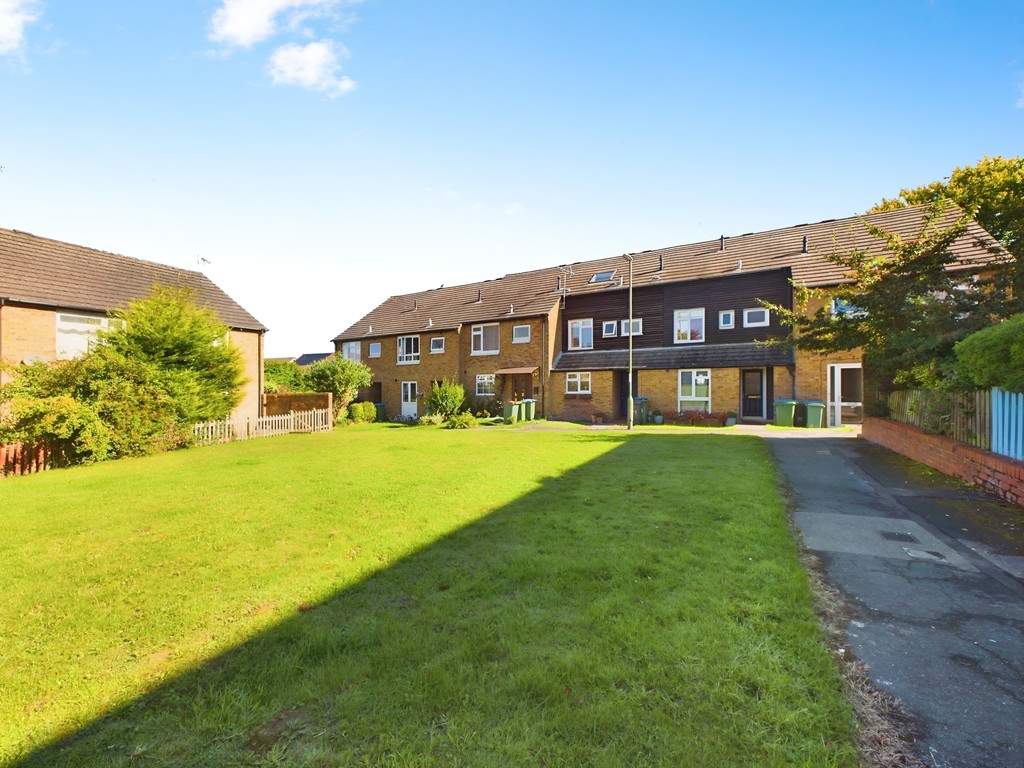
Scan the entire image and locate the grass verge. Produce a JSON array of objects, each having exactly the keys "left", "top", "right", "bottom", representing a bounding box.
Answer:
[{"left": 1, "top": 426, "right": 858, "bottom": 766}]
